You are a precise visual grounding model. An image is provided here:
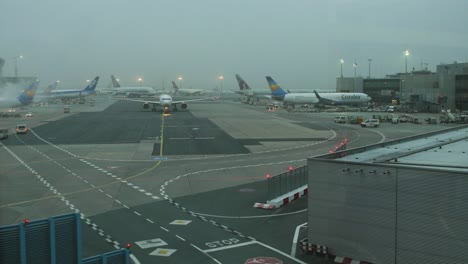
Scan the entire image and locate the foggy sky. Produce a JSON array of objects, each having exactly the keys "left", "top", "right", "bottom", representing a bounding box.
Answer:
[{"left": 1, "top": 0, "right": 467, "bottom": 91}]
